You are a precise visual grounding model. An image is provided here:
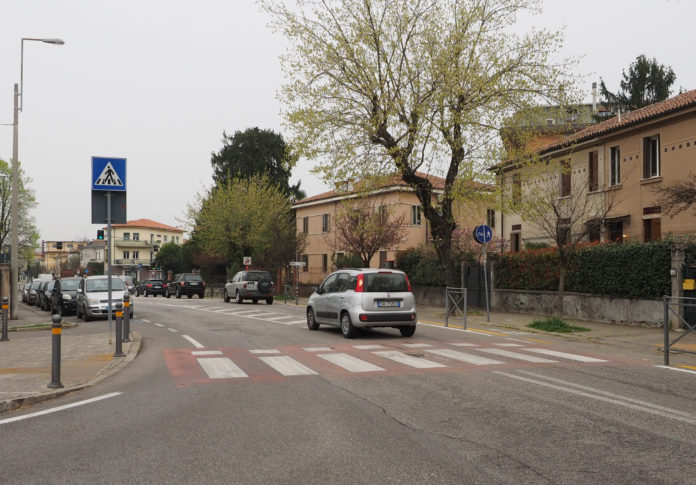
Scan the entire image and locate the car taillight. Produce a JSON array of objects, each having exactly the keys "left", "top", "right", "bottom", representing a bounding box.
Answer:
[
  {"left": 147, "top": 284, "right": 152, "bottom": 288},
  {"left": 180, "top": 281, "right": 185, "bottom": 287},
  {"left": 355, "top": 274, "right": 364, "bottom": 292},
  {"left": 243, "top": 283, "right": 247, "bottom": 289},
  {"left": 202, "top": 281, "right": 205, "bottom": 286},
  {"left": 405, "top": 274, "right": 412, "bottom": 292}
]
